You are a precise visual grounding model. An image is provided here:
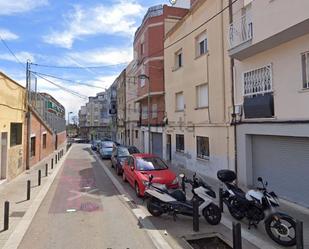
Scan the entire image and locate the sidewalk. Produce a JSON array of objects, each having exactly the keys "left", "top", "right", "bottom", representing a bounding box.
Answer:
[
  {"left": 167, "top": 162, "right": 309, "bottom": 249},
  {"left": 0, "top": 144, "right": 67, "bottom": 249}
]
